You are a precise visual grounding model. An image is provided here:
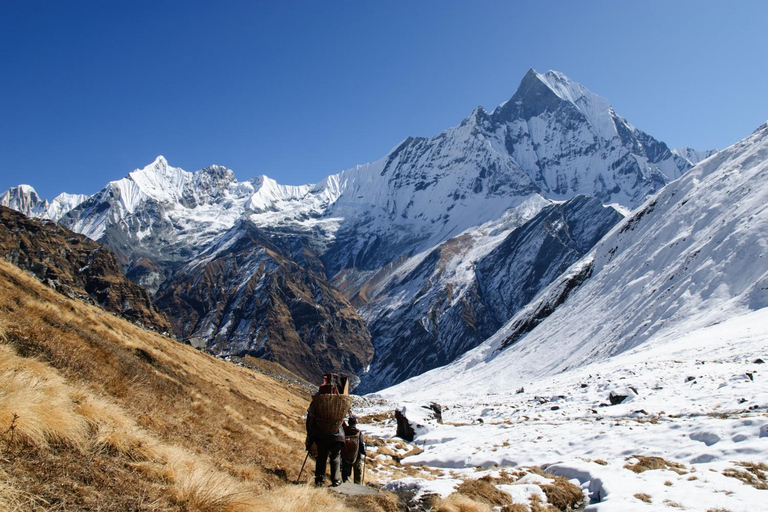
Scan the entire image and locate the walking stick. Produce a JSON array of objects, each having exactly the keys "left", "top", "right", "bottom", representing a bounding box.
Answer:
[
  {"left": 362, "top": 455, "right": 366, "bottom": 485},
  {"left": 296, "top": 451, "right": 310, "bottom": 484}
]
